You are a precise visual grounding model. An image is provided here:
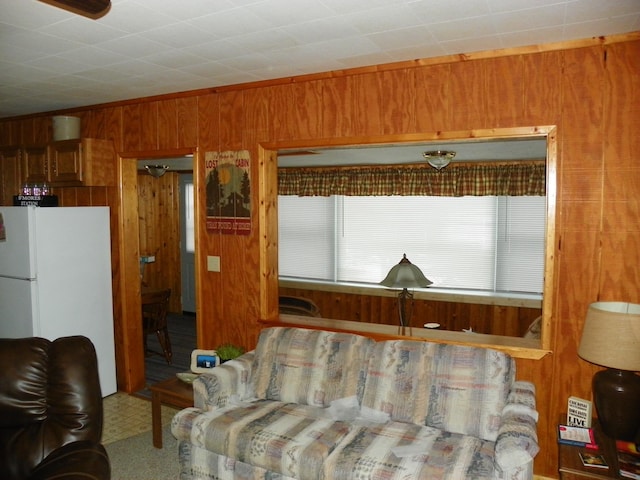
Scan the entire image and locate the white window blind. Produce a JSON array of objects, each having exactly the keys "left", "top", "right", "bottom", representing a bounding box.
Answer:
[
  {"left": 184, "top": 182, "right": 195, "bottom": 253},
  {"left": 279, "top": 194, "right": 545, "bottom": 294}
]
